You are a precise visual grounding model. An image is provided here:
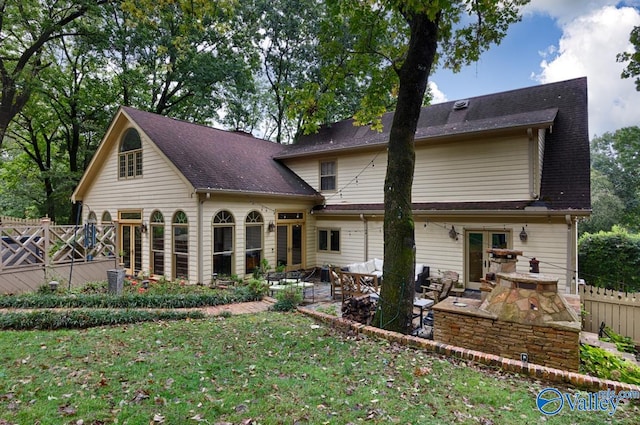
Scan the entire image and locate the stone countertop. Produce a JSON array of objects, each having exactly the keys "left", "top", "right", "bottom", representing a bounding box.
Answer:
[
  {"left": 496, "top": 272, "right": 558, "bottom": 284},
  {"left": 433, "top": 297, "right": 498, "bottom": 320}
]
